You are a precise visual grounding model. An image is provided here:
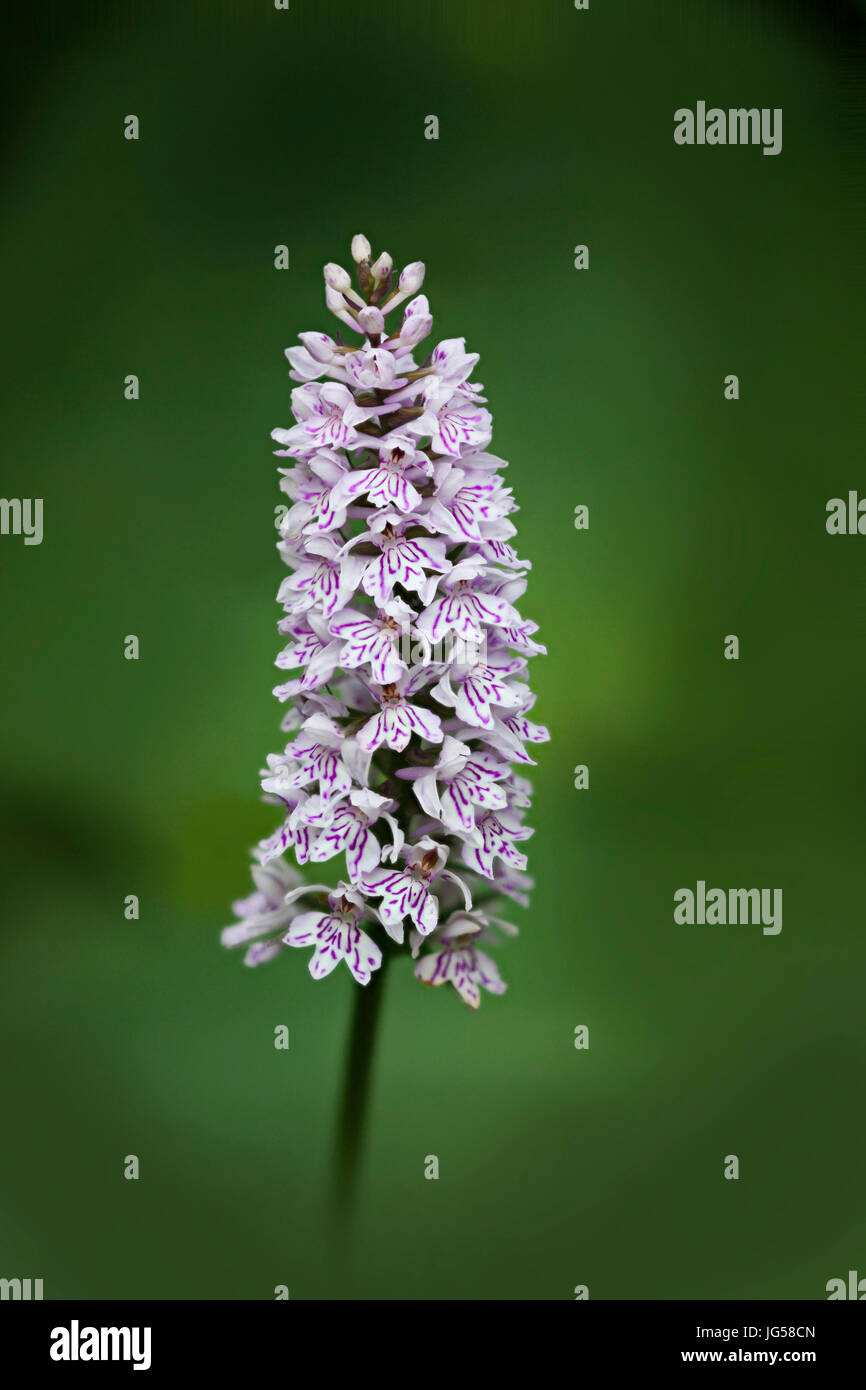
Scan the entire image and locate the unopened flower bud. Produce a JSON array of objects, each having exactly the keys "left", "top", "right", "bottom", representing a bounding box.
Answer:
[
  {"left": 324, "top": 262, "right": 352, "bottom": 292},
  {"left": 399, "top": 310, "right": 433, "bottom": 348},
  {"left": 370, "top": 252, "right": 392, "bottom": 280},
  {"left": 298, "top": 332, "right": 337, "bottom": 364},
  {"left": 325, "top": 285, "right": 361, "bottom": 331},
  {"left": 398, "top": 261, "right": 425, "bottom": 294},
  {"left": 351, "top": 234, "right": 372, "bottom": 264},
  {"left": 357, "top": 306, "right": 385, "bottom": 336}
]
